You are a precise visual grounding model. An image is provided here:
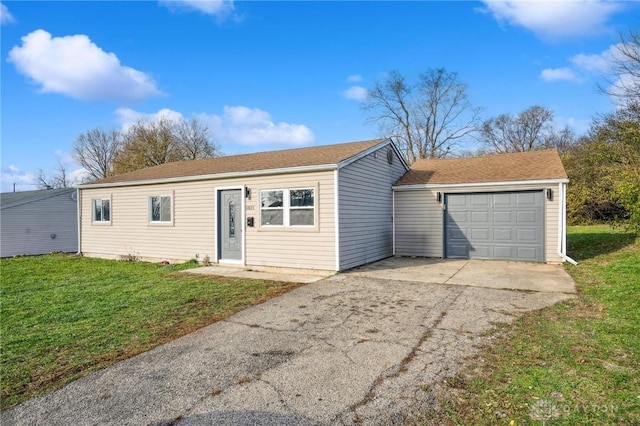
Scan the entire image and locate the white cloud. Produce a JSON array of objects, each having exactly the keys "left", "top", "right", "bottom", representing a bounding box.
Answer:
[
  {"left": 116, "top": 106, "right": 315, "bottom": 147},
  {"left": 1, "top": 3, "right": 16, "bottom": 24},
  {"left": 540, "top": 67, "right": 580, "bottom": 82},
  {"left": 159, "top": 0, "right": 234, "bottom": 19},
  {"left": 7, "top": 29, "right": 163, "bottom": 102},
  {"left": 1, "top": 165, "right": 38, "bottom": 192},
  {"left": 343, "top": 85, "right": 368, "bottom": 102},
  {"left": 115, "top": 107, "right": 185, "bottom": 130},
  {"left": 540, "top": 43, "right": 636, "bottom": 98},
  {"left": 347, "top": 74, "right": 363, "bottom": 83},
  {"left": 480, "top": 0, "right": 623, "bottom": 39},
  {"left": 569, "top": 44, "right": 620, "bottom": 73}
]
